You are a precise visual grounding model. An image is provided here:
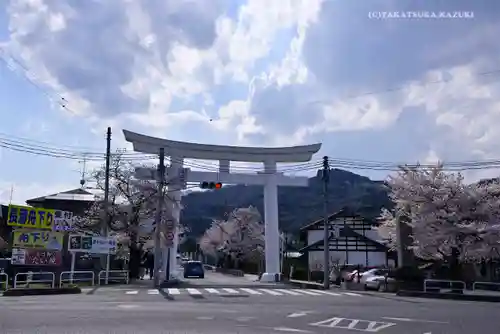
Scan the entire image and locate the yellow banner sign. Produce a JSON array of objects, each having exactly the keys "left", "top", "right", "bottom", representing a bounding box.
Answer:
[
  {"left": 12, "top": 230, "right": 64, "bottom": 250},
  {"left": 7, "top": 205, "right": 55, "bottom": 230}
]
